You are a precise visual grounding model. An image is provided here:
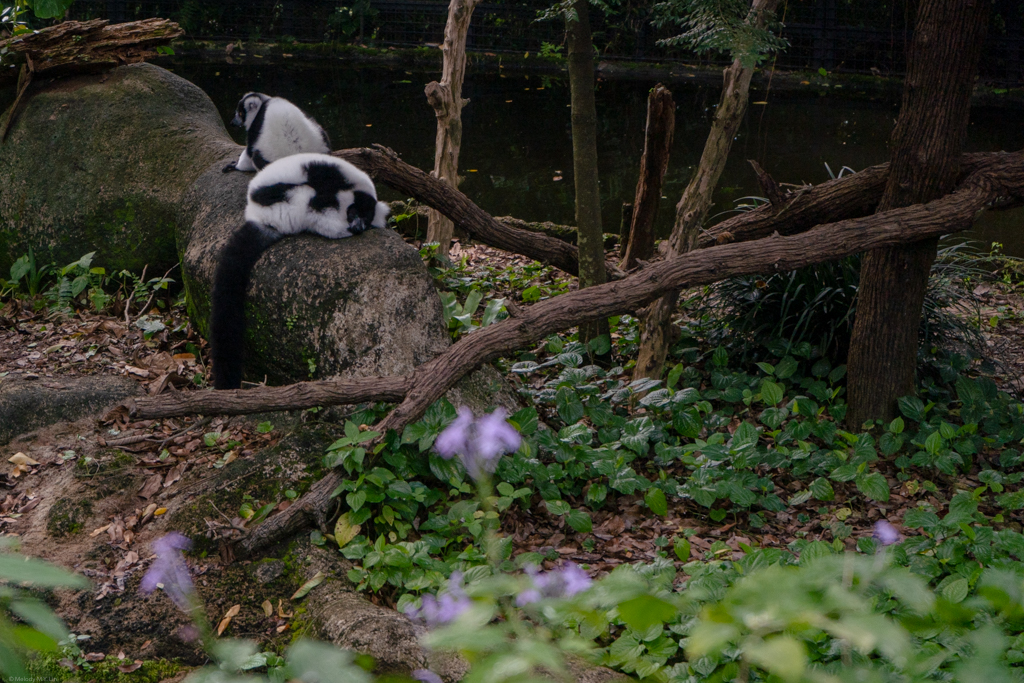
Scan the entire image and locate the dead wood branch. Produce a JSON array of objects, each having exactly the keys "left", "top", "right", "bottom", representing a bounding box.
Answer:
[
  {"left": 127, "top": 376, "right": 410, "bottom": 418},
  {"left": 0, "top": 19, "right": 182, "bottom": 82},
  {"left": 131, "top": 151, "right": 1024, "bottom": 429},
  {"left": 621, "top": 84, "right": 675, "bottom": 270},
  {"left": 1, "top": 60, "right": 33, "bottom": 142},
  {"left": 748, "top": 159, "right": 784, "bottom": 207},
  {"left": 424, "top": 0, "right": 481, "bottom": 256},
  {"left": 335, "top": 146, "right": 589, "bottom": 276},
  {"left": 700, "top": 151, "right": 1000, "bottom": 247}
]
